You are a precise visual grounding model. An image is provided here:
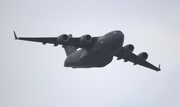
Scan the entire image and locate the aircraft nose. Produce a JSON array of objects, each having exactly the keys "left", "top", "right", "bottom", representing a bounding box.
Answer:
[
  {"left": 108, "top": 30, "right": 124, "bottom": 52},
  {"left": 113, "top": 30, "right": 124, "bottom": 41}
]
